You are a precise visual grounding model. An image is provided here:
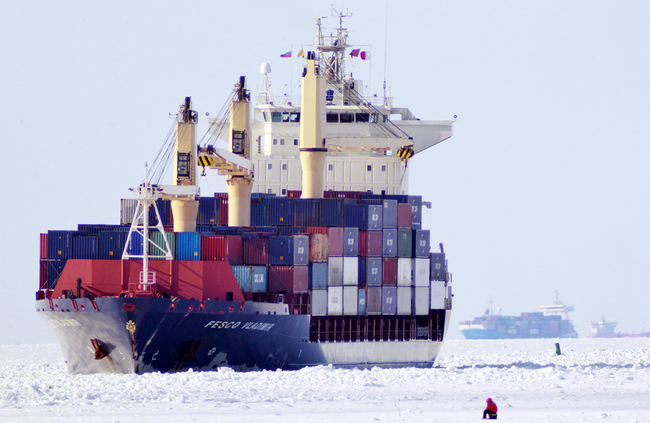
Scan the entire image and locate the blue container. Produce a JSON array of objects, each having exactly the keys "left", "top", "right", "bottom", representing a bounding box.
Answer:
[
  {"left": 343, "top": 227, "right": 359, "bottom": 256},
  {"left": 99, "top": 231, "right": 127, "bottom": 259},
  {"left": 254, "top": 226, "right": 276, "bottom": 234},
  {"left": 176, "top": 232, "right": 201, "bottom": 260},
  {"left": 196, "top": 225, "right": 214, "bottom": 234},
  {"left": 413, "top": 230, "right": 431, "bottom": 257},
  {"left": 358, "top": 288, "right": 367, "bottom": 315},
  {"left": 251, "top": 266, "right": 268, "bottom": 292},
  {"left": 344, "top": 204, "right": 368, "bottom": 230},
  {"left": 292, "top": 235, "right": 309, "bottom": 265},
  {"left": 77, "top": 224, "right": 124, "bottom": 235},
  {"left": 384, "top": 194, "right": 408, "bottom": 203},
  {"left": 294, "top": 199, "right": 320, "bottom": 227},
  {"left": 277, "top": 226, "right": 303, "bottom": 236},
  {"left": 319, "top": 198, "right": 344, "bottom": 227},
  {"left": 366, "top": 257, "right": 383, "bottom": 286},
  {"left": 197, "top": 197, "right": 220, "bottom": 225},
  {"left": 270, "top": 236, "right": 308, "bottom": 265},
  {"left": 382, "top": 229, "right": 397, "bottom": 257},
  {"left": 382, "top": 200, "right": 398, "bottom": 228},
  {"left": 241, "top": 232, "right": 260, "bottom": 240},
  {"left": 407, "top": 196, "right": 423, "bottom": 230},
  {"left": 47, "top": 230, "right": 77, "bottom": 259},
  {"left": 251, "top": 203, "right": 270, "bottom": 226},
  {"left": 46, "top": 259, "right": 67, "bottom": 289},
  {"left": 367, "top": 205, "right": 383, "bottom": 230},
  {"left": 125, "top": 231, "right": 144, "bottom": 256},
  {"left": 358, "top": 257, "right": 367, "bottom": 287},
  {"left": 231, "top": 266, "right": 252, "bottom": 292},
  {"left": 269, "top": 197, "right": 294, "bottom": 226},
  {"left": 269, "top": 236, "right": 292, "bottom": 265},
  {"left": 430, "top": 253, "right": 446, "bottom": 281},
  {"left": 382, "top": 287, "right": 397, "bottom": 315},
  {"left": 310, "top": 262, "right": 328, "bottom": 289},
  {"left": 148, "top": 199, "right": 172, "bottom": 225},
  {"left": 73, "top": 236, "right": 98, "bottom": 259},
  {"left": 212, "top": 226, "right": 242, "bottom": 235}
]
